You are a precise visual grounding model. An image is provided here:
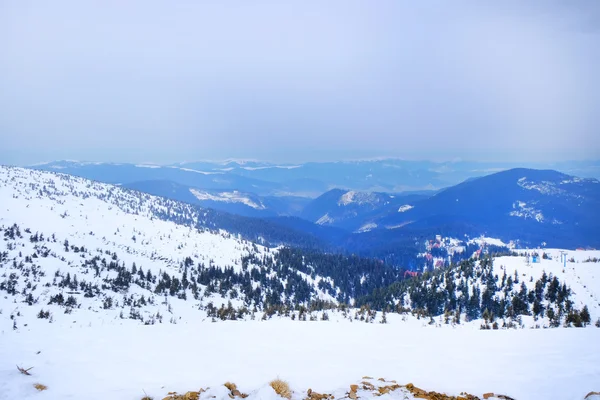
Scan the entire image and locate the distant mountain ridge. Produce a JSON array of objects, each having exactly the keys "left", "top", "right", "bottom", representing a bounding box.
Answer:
[
  {"left": 301, "top": 189, "right": 432, "bottom": 232},
  {"left": 31, "top": 158, "right": 600, "bottom": 196},
  {"left": 299, "top": 168, "right": 600, "bottom": 248},
  {"left": 122, "top": 180, "right": 310, "bottom": 218},
  {"left": 25, "top": 161, "right": 600, "bottom": 249}
]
